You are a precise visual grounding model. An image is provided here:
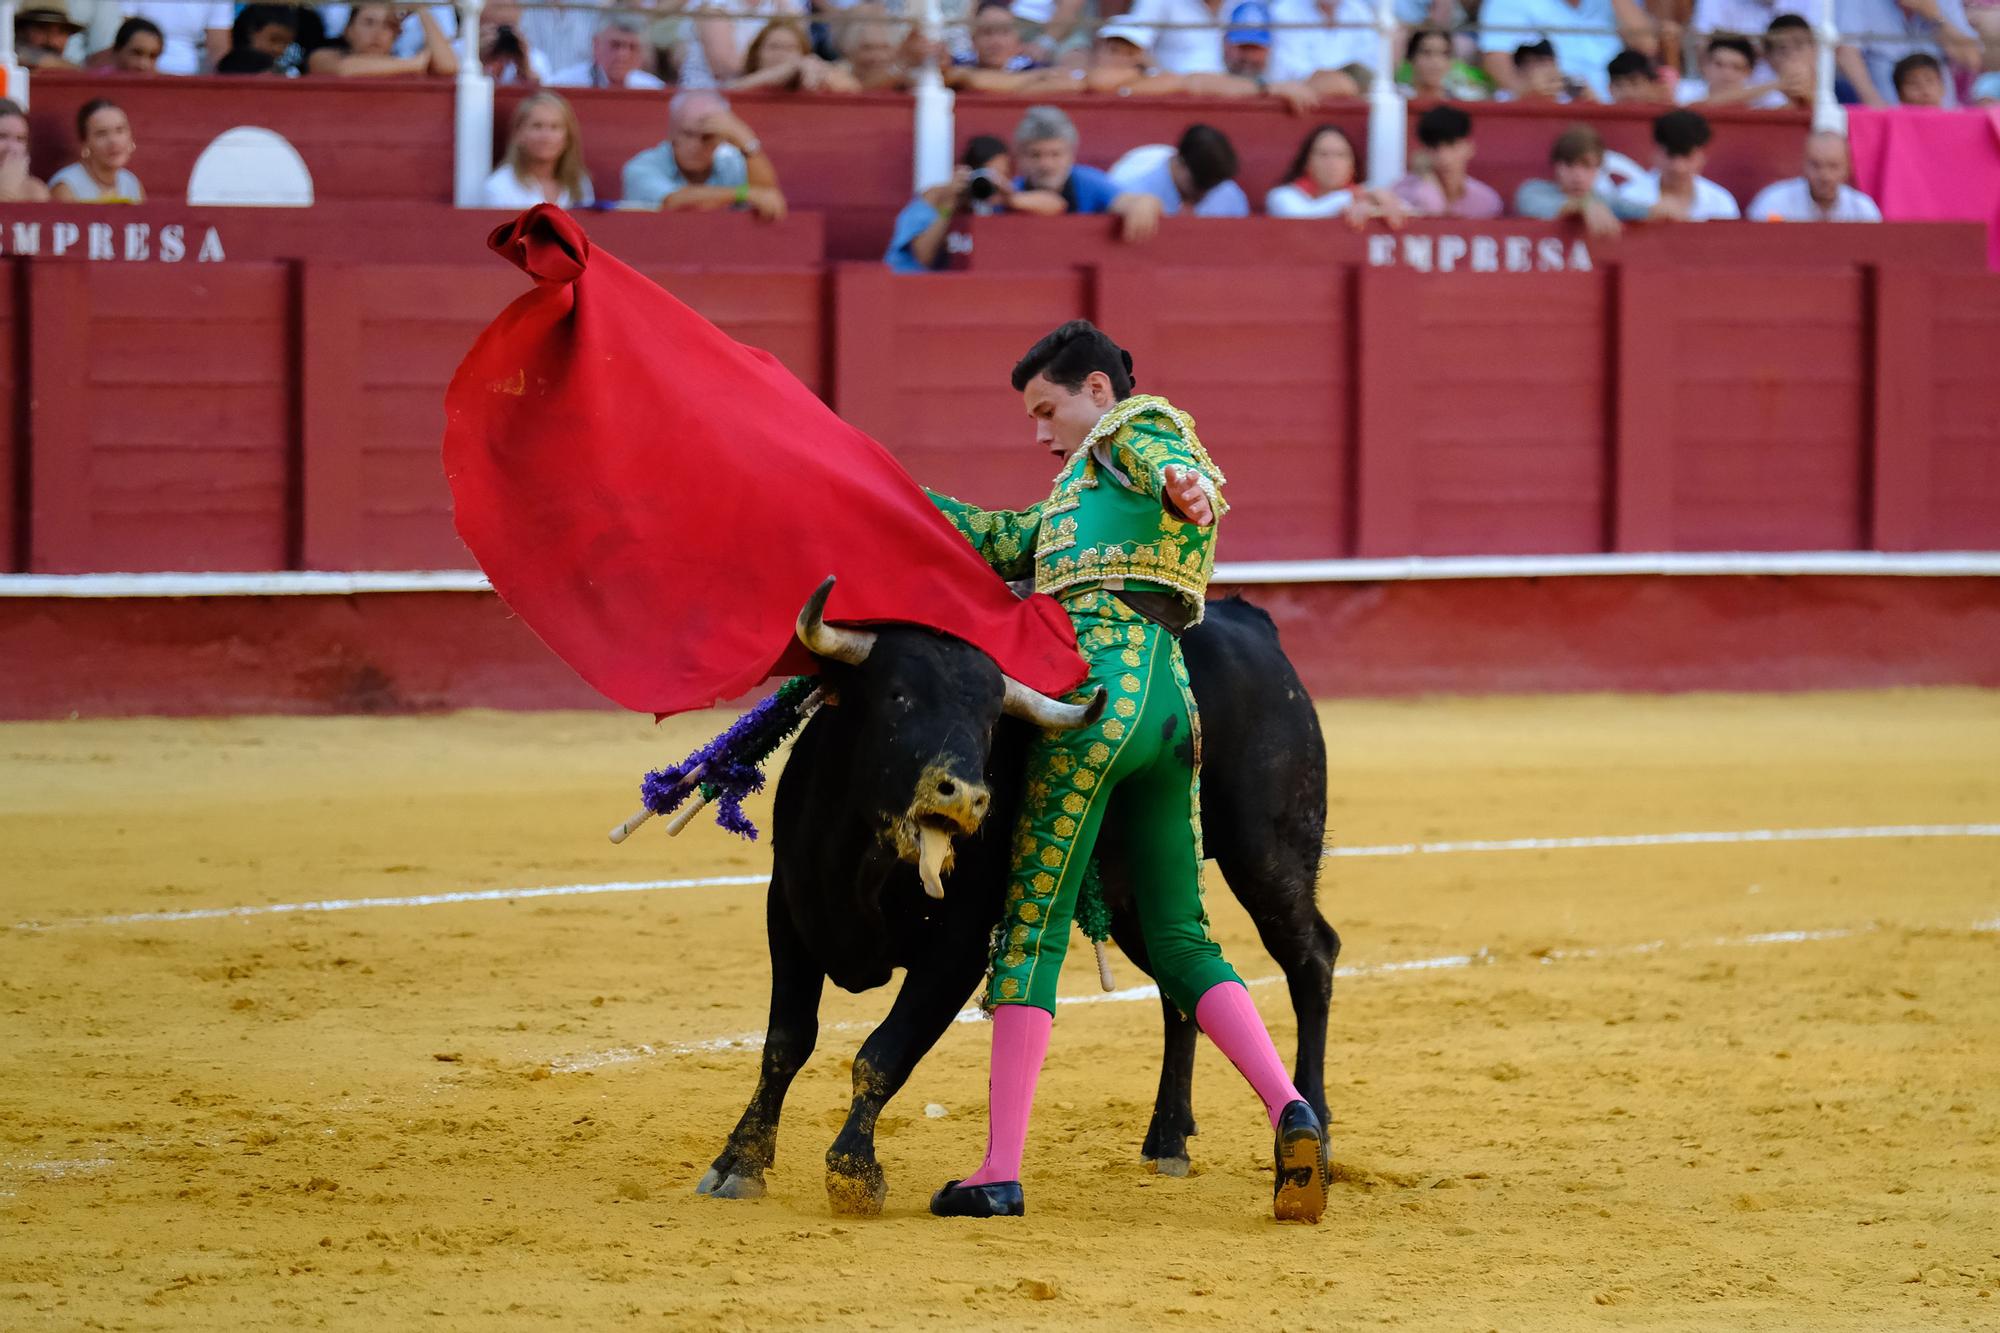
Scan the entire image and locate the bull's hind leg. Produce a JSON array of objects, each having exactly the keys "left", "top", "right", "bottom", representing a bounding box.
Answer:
[
  {"left": 1225, "top": 851, "right": 1339, "bottom": 1128},
  {"left": 698, "top": 877, "right": 825, "bottom": 1201},
  {"left": 825, "top": 946, "right": 988, "bottom": 1216},
  {"left": 1107, "top": 905, "right": 1199, "bottom": 1177}
]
